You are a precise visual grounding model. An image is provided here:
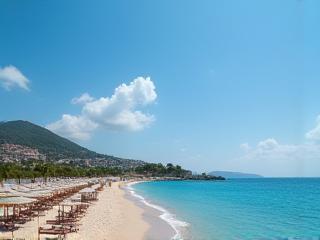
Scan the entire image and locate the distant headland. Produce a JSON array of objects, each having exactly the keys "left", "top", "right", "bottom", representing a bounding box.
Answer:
[{"left": 208, "top": 171, "right": 263, "bottom": 179}]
